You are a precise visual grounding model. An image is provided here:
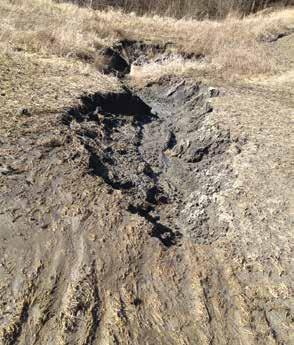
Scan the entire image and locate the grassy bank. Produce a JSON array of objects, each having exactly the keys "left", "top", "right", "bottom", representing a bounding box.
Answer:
[{"left": 0, "top": 0, "right": 294, "bottom": 82}]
